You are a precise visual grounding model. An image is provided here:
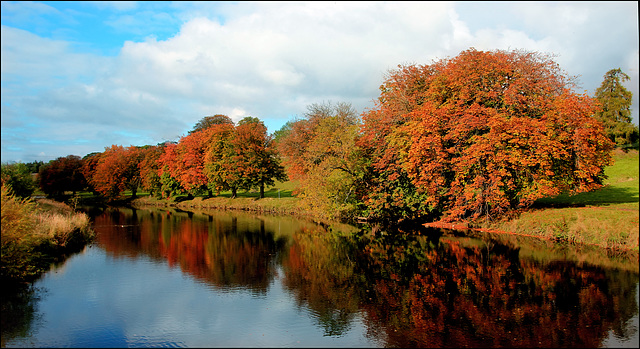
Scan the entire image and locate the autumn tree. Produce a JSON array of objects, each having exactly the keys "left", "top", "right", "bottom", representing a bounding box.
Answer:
[
  {"left": 360, "top": 48, "right": 614, "bottom": 222},
  {"left": 158, "top": 129, "right": 218, "bottom": 197},
  {"left": 81, "top": 152, "right": 103, "bottom": 195},
  {"left": 38, "top": 155, "right": 86, "bottom": 197},
  {"left": 137, "top": 145, "right": 164, "bottom": 197},
  {"left": 88, "top": 145, "right": 143, "bottom": 199},
  {"left": 155, "top": 142, "right": 184, "bottom": 198},
  {"left": 277, "top": 102, "right": 365, "bottom": 219},
  {"left": 594, "top": 68, "right": 638, "bottom": 146},
  {"left": 232, "top": 117, "right": 287, "bottom": 198}
]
